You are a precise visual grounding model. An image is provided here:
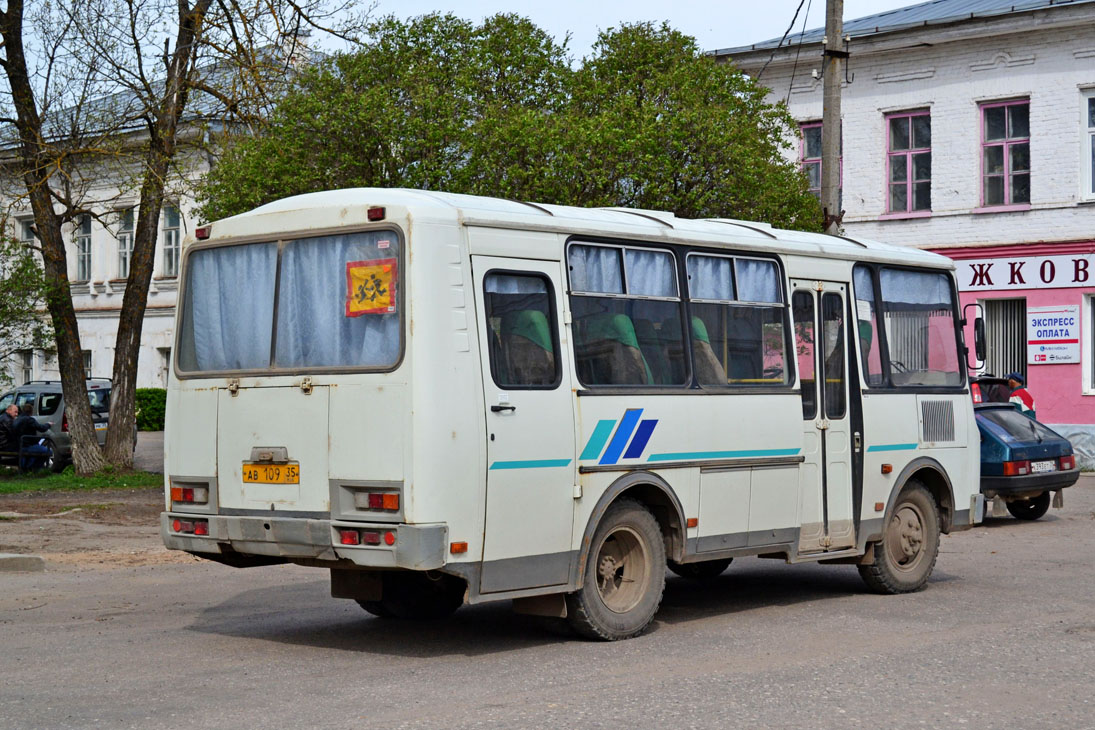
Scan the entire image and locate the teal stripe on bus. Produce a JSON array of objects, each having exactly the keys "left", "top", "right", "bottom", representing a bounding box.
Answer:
[
  {"left": 866, "top": 443, "right": 918, "bottom": 452},
  {"left": 647, "top": 448, "right": 801, "bottom": 462},
  {"left": 579, "top": 420, "right": 617, "bottom": 461},
  {"left": 489, "top": 459, "right": 573, "bottom": 470}
]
